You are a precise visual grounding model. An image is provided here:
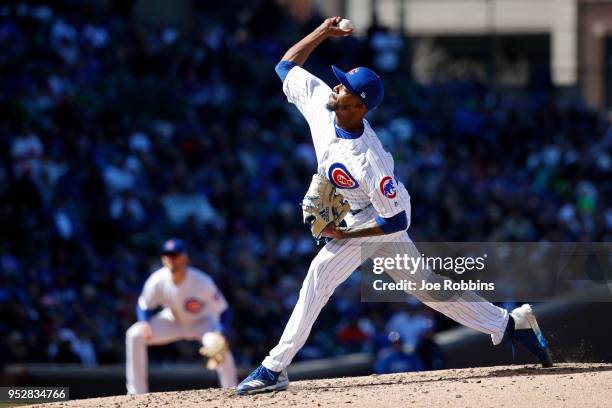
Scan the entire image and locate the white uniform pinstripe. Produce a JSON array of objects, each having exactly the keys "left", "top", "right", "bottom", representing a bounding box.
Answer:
[
  {"left": 261, "top": 66, "right": 509, "bottom": 372},
  {"left": 126, "top": 267, "right": 237, "bottom": 393}
]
